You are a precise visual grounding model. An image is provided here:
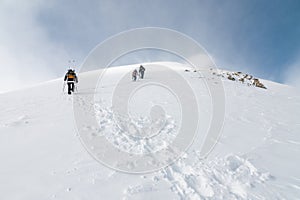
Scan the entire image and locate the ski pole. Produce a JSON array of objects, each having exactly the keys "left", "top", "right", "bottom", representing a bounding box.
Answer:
[{"left": 62, "top": 82, "right": 66, "bottom": 92}]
